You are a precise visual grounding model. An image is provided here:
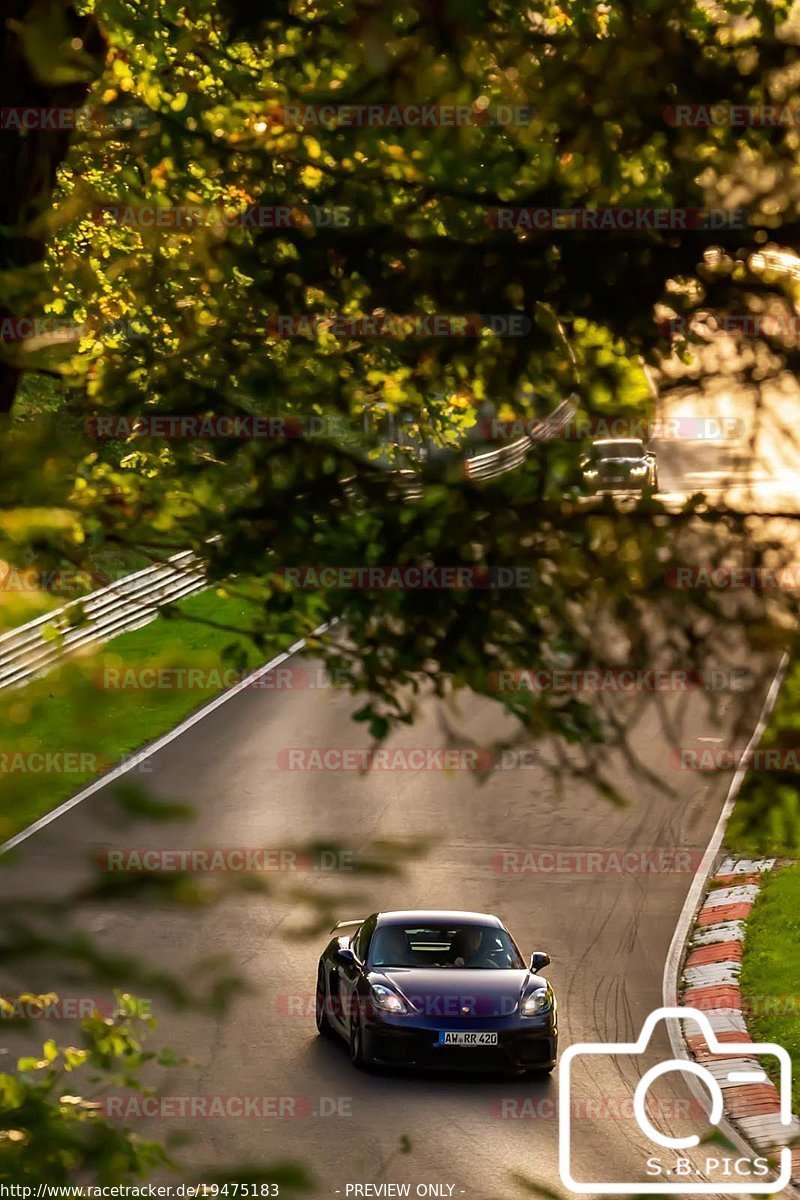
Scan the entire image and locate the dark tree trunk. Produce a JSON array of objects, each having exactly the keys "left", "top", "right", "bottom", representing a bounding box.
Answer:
[{"left": 0, "top": 1, "right": 105, "bottom": 413}]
